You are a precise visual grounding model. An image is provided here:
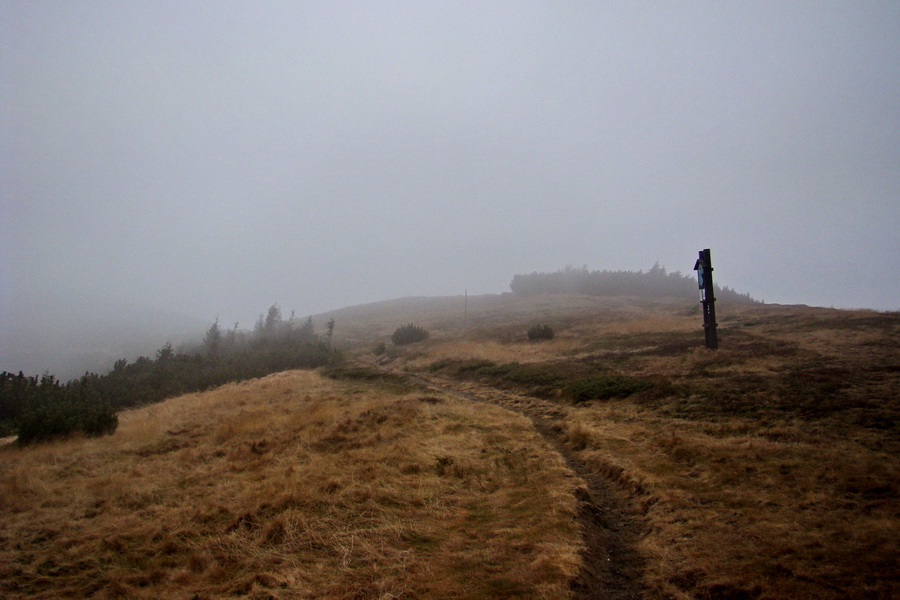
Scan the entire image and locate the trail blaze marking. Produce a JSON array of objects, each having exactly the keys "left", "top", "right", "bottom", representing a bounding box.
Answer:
[{"left": 693, "top": 248, "right": 718, "bottom": 350}]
